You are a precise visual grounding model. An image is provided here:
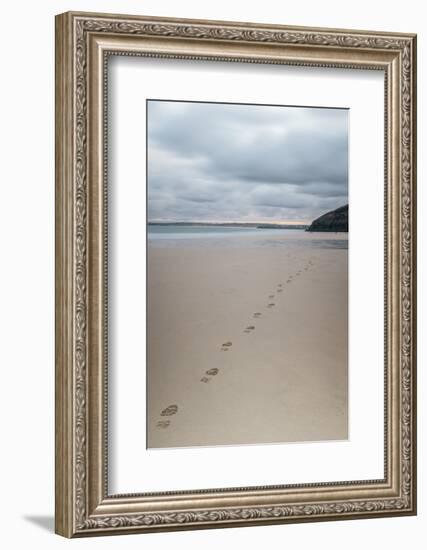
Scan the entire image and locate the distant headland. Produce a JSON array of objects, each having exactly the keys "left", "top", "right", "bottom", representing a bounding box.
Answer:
[{"left": 306, "top": 205, "right": 348, "bottom": 232}]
